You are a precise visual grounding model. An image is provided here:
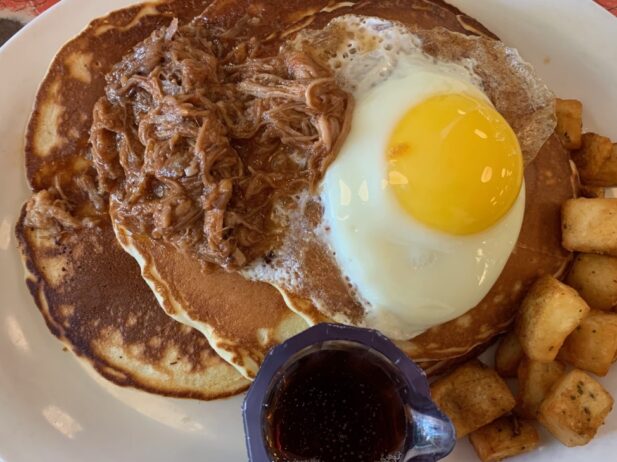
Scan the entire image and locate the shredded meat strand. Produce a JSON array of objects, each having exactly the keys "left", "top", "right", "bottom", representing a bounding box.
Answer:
[
  {"left": 25, "top": 189, "right": 98, "bottom": 235},
  {"left": 90, "top": 19, "right": 352, "bottom": 269}
]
